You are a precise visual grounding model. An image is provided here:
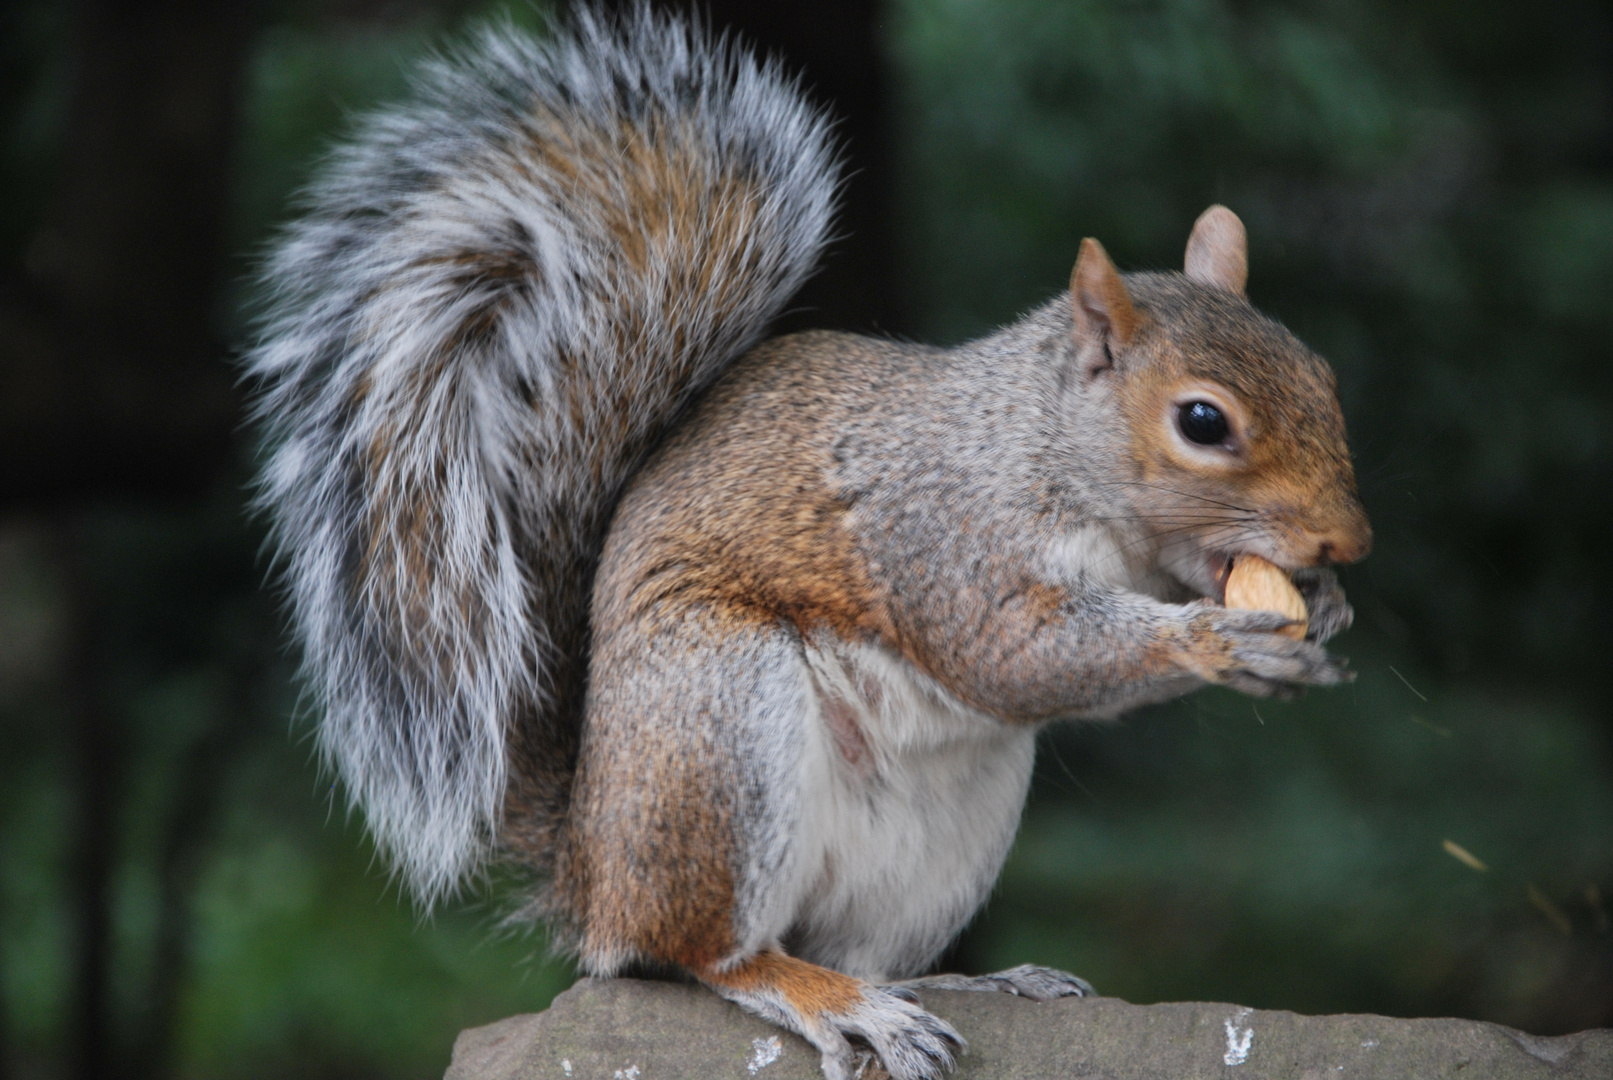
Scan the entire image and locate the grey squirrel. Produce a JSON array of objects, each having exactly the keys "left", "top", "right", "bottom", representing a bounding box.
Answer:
[{"left": 247, "top": 6, "right": 1371, "bottom": 1079}]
